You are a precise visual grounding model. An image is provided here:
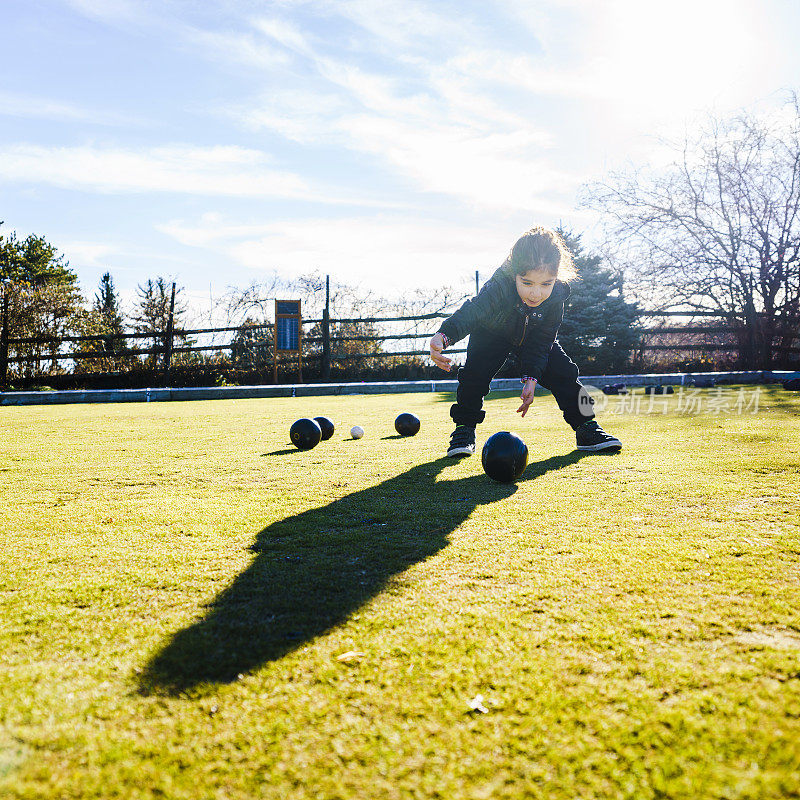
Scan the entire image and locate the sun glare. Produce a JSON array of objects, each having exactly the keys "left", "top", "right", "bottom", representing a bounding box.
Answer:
[{"left": 595, "top": 0, "right": 763, "bottom": 116}]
